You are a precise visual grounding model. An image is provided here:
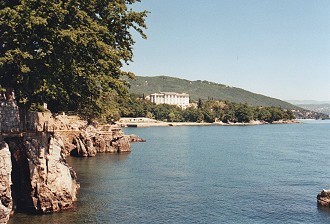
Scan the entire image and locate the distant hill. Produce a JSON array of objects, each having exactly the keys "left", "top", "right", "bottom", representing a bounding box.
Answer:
[
  {"left": 127, "top": 76, "right": 299, "bottom": 110},
  {"left": 291, "top": 104, "right": 330, "bottom": 115},
  {"left": 287, "top": 100, "right": 330, "bottom": 105},
  {"left": 287, "top": 100, "right": 330, "bottom": 115}
]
